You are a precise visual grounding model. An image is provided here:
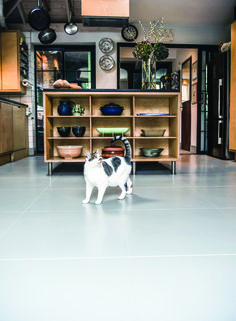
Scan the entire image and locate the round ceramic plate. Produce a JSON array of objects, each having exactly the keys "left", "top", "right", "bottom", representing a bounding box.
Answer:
[
  {"left": 99, "top": 55, "right": 115, "bottom": 71},
  {"left": 99, "top": 38, "right": 114, "bottom": 53}
]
